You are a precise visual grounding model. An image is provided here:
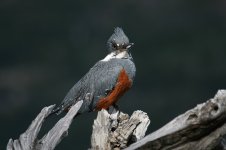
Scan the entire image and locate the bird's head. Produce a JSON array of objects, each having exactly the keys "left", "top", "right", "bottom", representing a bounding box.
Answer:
[{"left": 107, "top": 27, "right": 134, "bottom": 53}]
